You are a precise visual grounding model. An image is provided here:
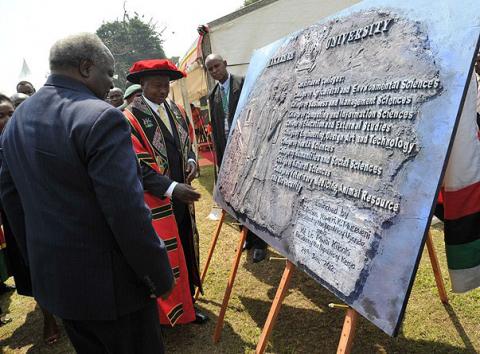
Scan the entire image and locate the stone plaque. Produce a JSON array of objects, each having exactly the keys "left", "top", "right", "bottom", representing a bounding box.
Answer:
[{"left": 214, "top": 0, "right": 480, "bottom": 336}]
